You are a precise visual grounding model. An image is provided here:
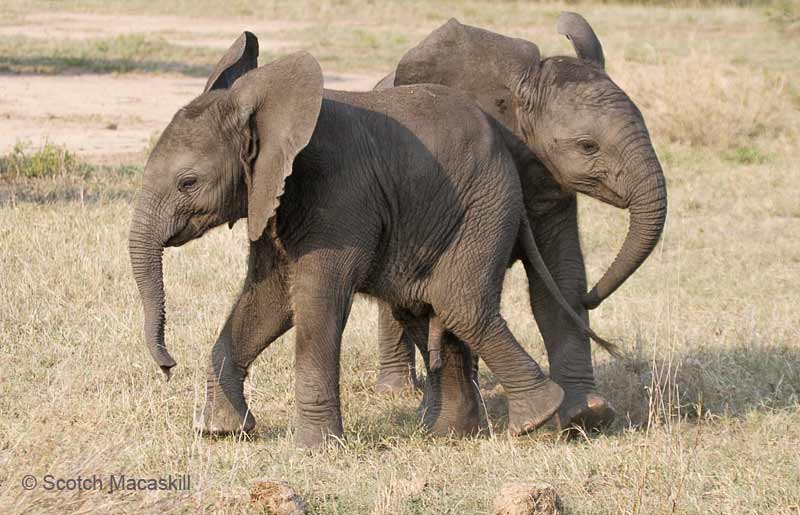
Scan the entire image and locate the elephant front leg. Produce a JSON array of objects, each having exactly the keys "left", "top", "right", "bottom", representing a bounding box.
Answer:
[
  {"left": 291, "top": 266, "right": 357, "bottom": 448},
  {"left": 197, "top": 251, "right": 293, "bottom": 435},
  {"left": 375, "top": 300, "right": 419, "bottom": 394},
  {"left": 528, "top": 197, "right": 614, "bottom": 430}
]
